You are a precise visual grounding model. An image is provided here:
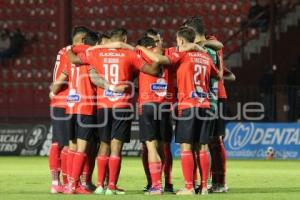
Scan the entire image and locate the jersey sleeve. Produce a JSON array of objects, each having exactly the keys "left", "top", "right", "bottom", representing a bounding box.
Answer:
[
  {"left": 209, "top": 57, "right": 219, "bottom": 77},
  {"left": 59, "top": 54, "right": 70, "bottom": 76},
  {"left": 166, "top": 51, "right": 182, "bottom": 65},
  {"left": 72, "top": 45, "right": 89, "bottom": 54},
  {"left": 131, "top": 51, "right": 147, "bottom": 71}
]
